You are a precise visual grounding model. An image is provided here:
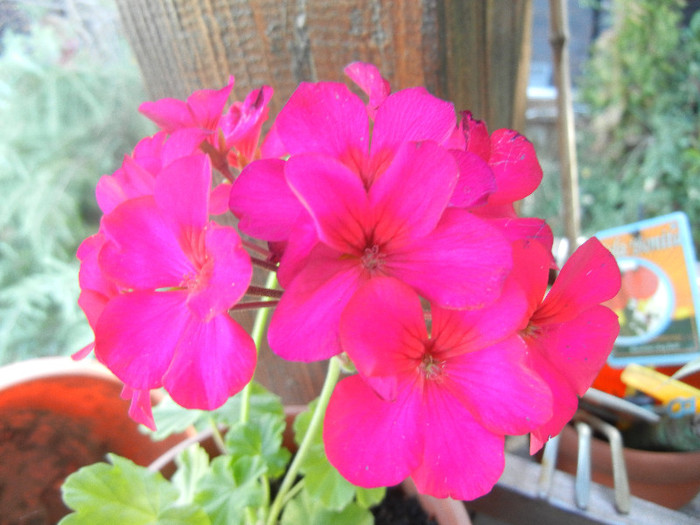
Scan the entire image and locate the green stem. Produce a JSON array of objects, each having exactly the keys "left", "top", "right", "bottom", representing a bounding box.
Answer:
[
  {"left": 265, "top": 357, "right": 342, "bottom": 525},
  {"left": 240, "top": 272, "right": 278, "bottom": 425}
]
